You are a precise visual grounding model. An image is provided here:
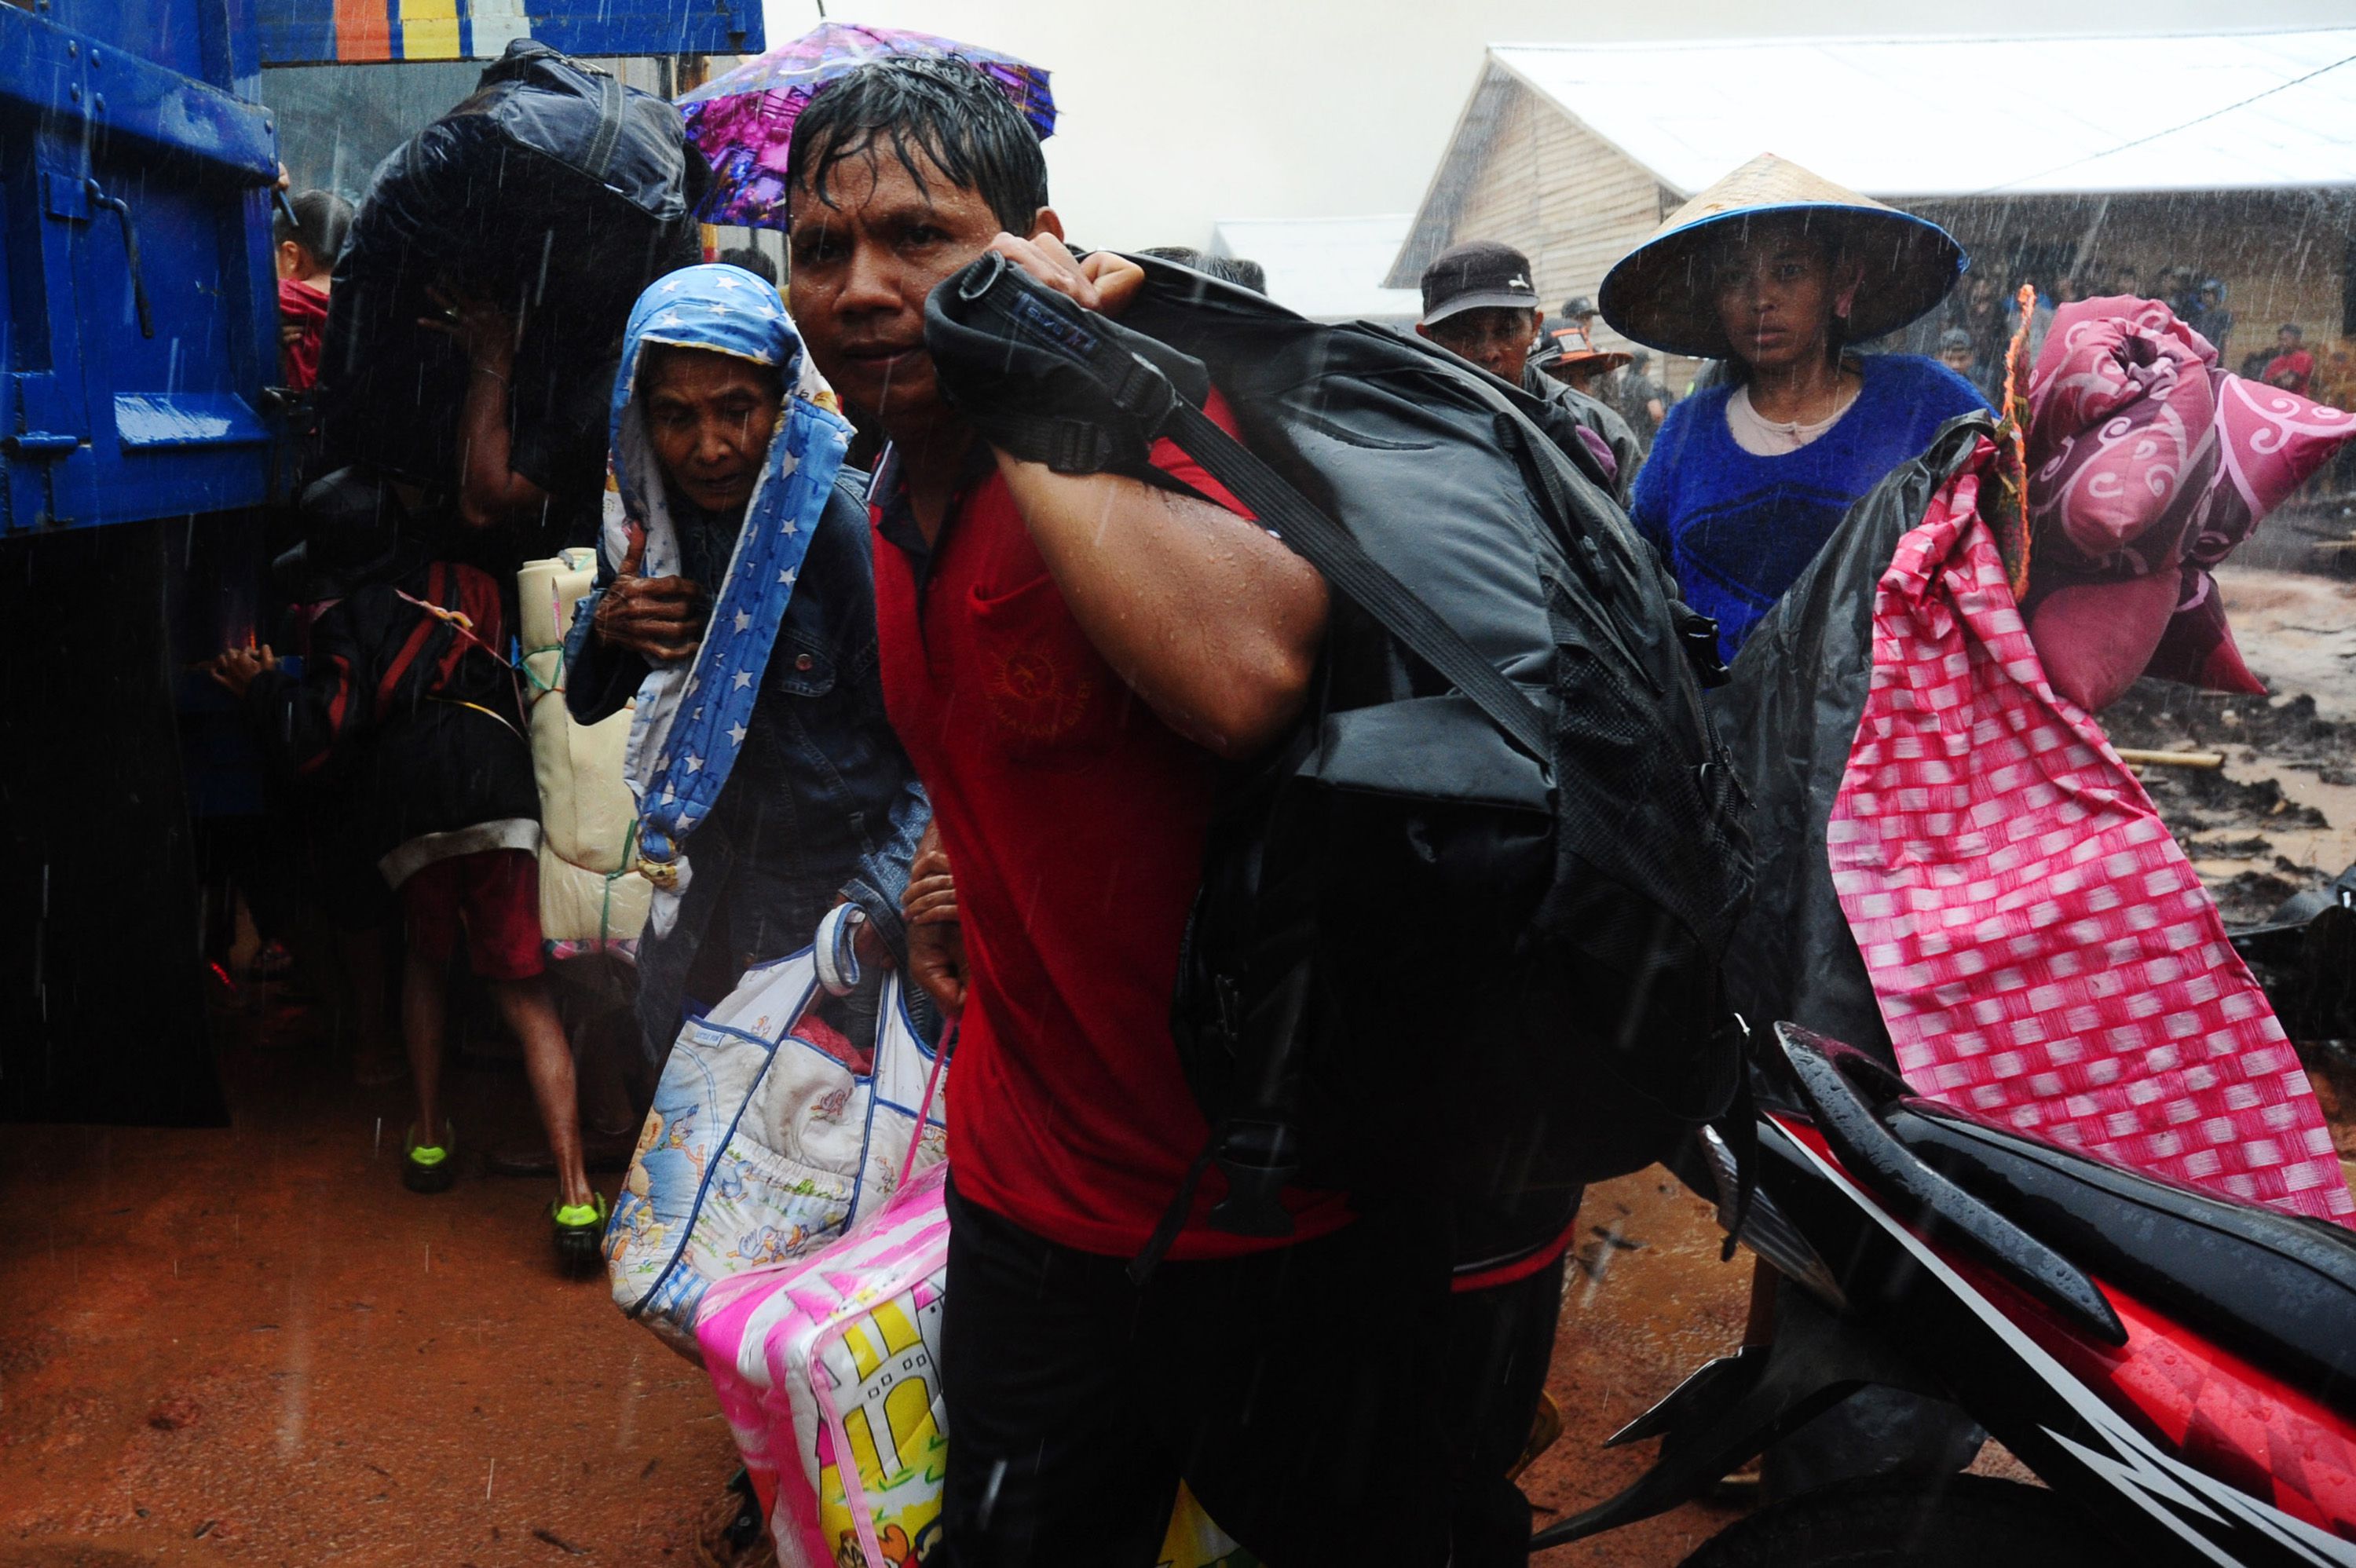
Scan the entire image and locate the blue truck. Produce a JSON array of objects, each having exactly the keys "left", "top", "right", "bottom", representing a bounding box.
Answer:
[{"left": 0, "top": 0, "right": 759, "bottom": 1120}]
